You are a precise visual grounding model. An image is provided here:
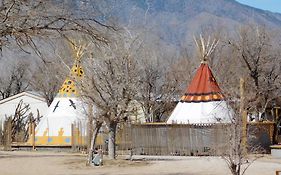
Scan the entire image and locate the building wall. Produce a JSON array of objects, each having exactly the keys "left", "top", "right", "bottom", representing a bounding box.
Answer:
[{"left": 0, "top": 95, "right": 48, "bottom": 123}]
